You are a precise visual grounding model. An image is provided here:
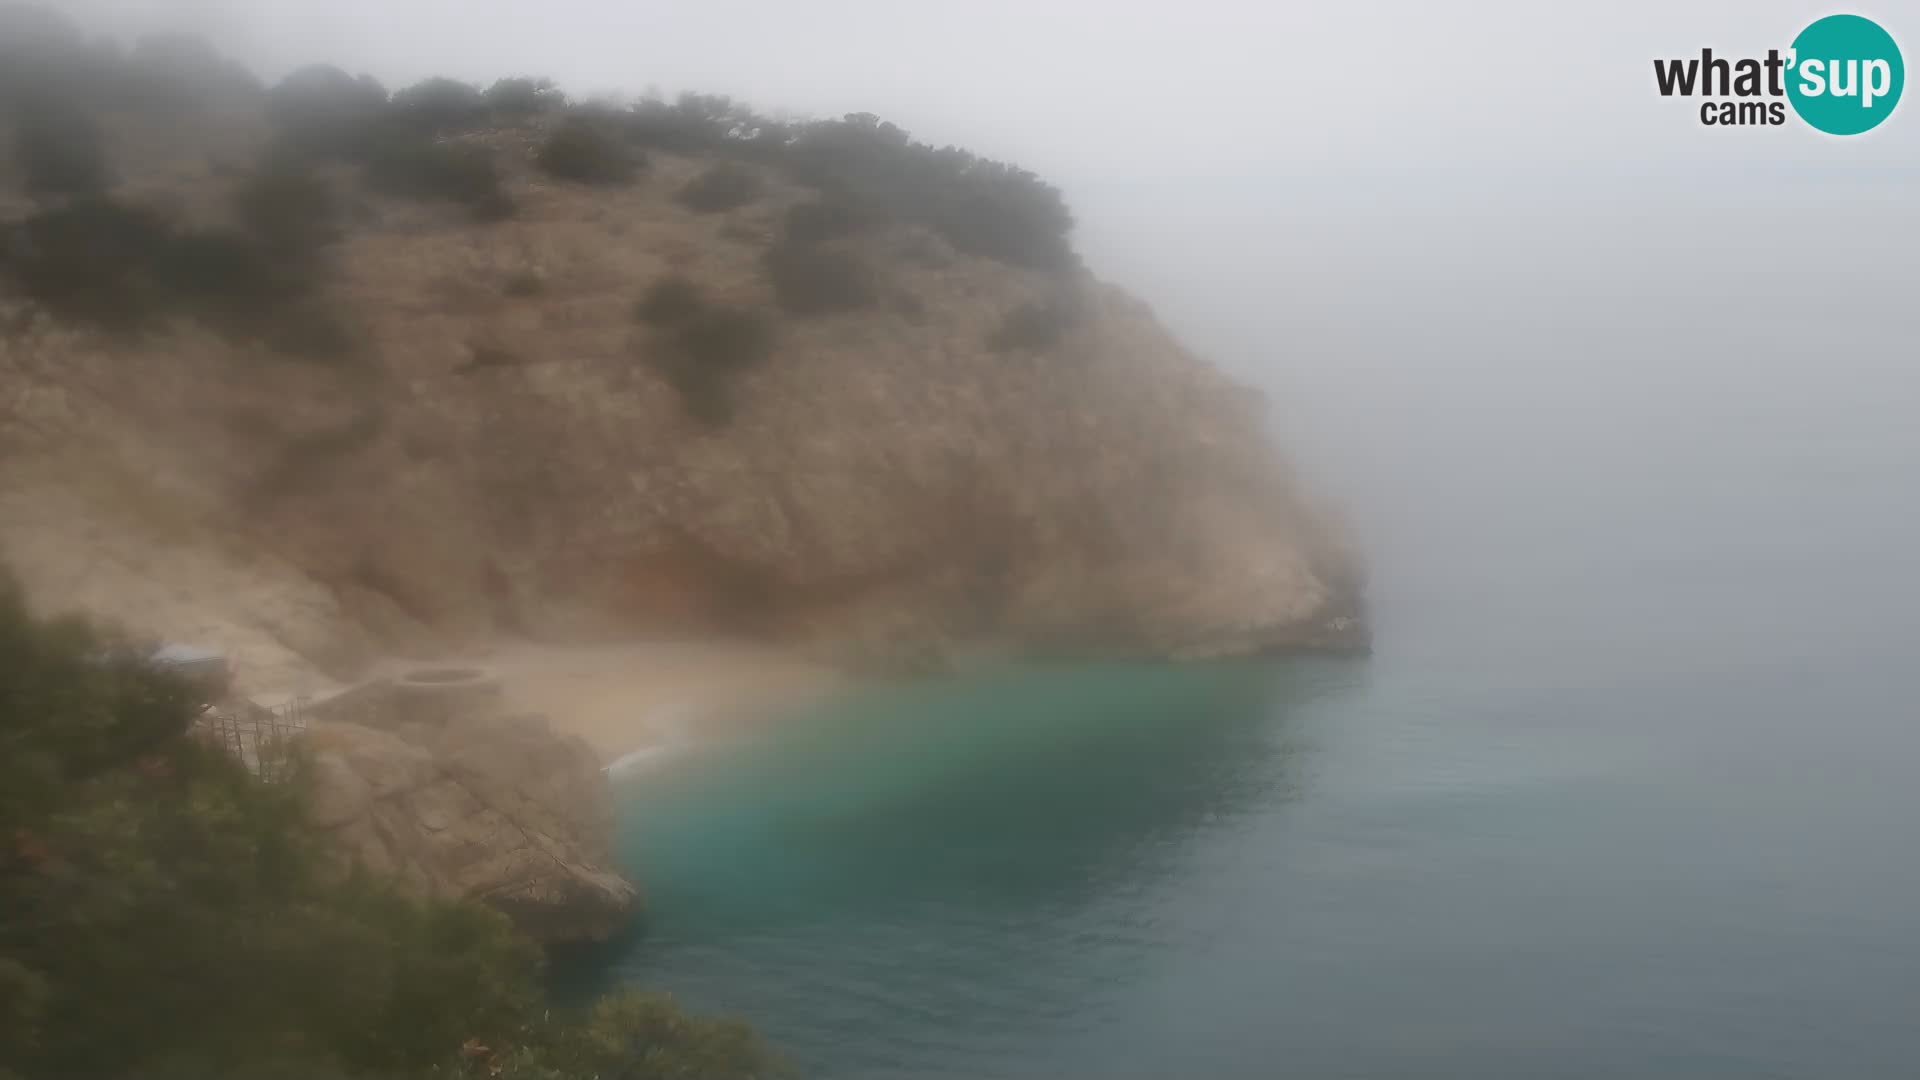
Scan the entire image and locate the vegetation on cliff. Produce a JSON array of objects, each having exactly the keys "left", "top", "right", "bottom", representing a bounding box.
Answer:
[
  {"left": 0, "top": 574, "right": 779, "bottom": 1080},
  {"left": 1, "top": 1, "right": 1078, "bottom": 429}
]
